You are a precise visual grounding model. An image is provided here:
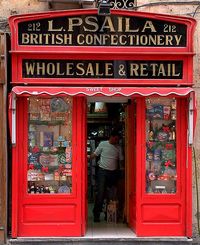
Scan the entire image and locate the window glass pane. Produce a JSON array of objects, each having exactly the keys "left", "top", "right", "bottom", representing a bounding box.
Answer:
[
  {"left": 146, "top": 98, "right": 177, "bottom": 194},
  {"left": 27, "top": 96, "right": 73, "bottom": 194}
]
